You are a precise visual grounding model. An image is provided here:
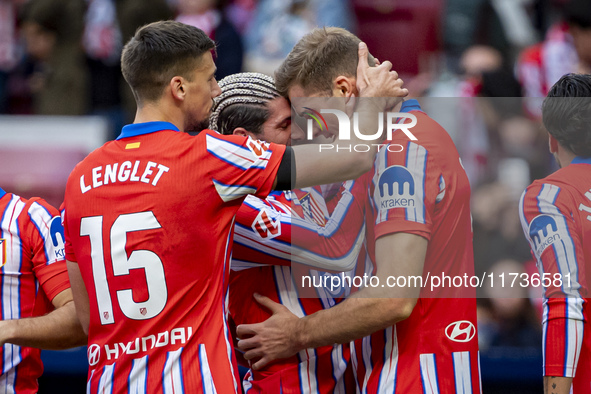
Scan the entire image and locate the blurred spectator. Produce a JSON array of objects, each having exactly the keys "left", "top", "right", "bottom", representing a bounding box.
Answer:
[
  {"left": 354, "top": 0, "right": 440, "bottom": 78},
  {"left": 478, "top": 259, "right": 542, "bottom": 351},
  {"left": 83, "top": 0, "right": 125, "bottom": 139},
  {"left": 444, "top": 0, "right": 537, "bottom": 73},
  {"left": 224, "top": 0, "right": 257, "bottom": 34},
  {"left": 472, "top": 182, "right": 532, "bottom": 276},
  {"left": 0, "top": 0, "right": 26, "bottom": 113},
  {"left": 515, "top": 0, "right": 591, "bottom": 118},
  {"left": 564, "top": 0, "right": 591, "bottom": 74},
  {"left": 517, "top": 21, "right": 577, "bottom": 117},
  {"left": 244, "top": 0, "right": 354, "bottom": 75},
  {"left": 20, "top": 0, "right": 88, "bottom": 115},
  {"left": 115, "top": 0, "right": 174, "bottom": 134},
  {"left": 175, "top": 0, "right": 243, "bottom": 79}
]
